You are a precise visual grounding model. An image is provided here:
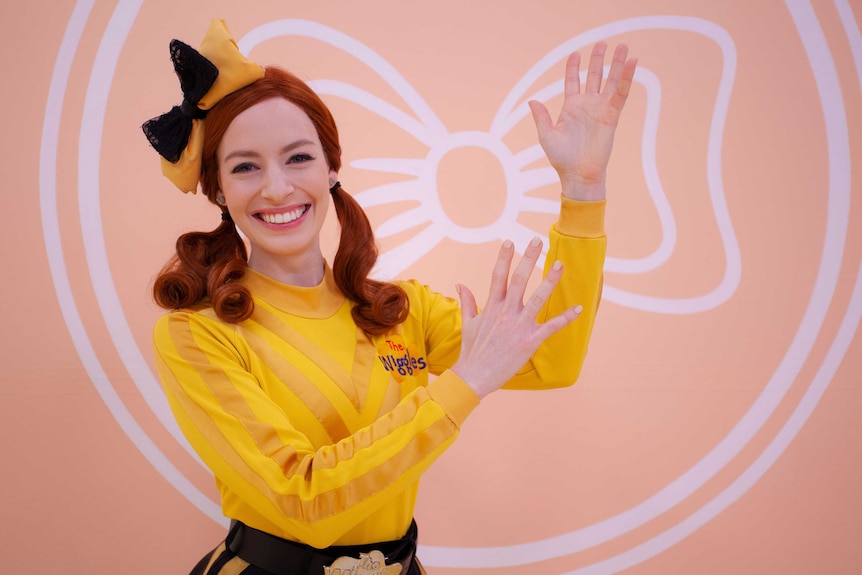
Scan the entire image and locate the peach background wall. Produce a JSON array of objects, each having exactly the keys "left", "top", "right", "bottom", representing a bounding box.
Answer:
[{"left": 2, "top": 1, "right": 861, "bottom": 573}]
